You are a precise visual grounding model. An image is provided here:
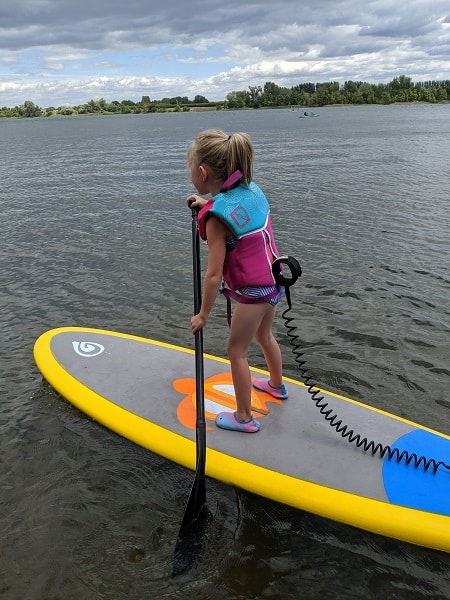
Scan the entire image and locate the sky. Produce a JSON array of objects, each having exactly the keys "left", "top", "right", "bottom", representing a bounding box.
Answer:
[{"left": 1, "top": 0, "right": 449, "bottom": 108}]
